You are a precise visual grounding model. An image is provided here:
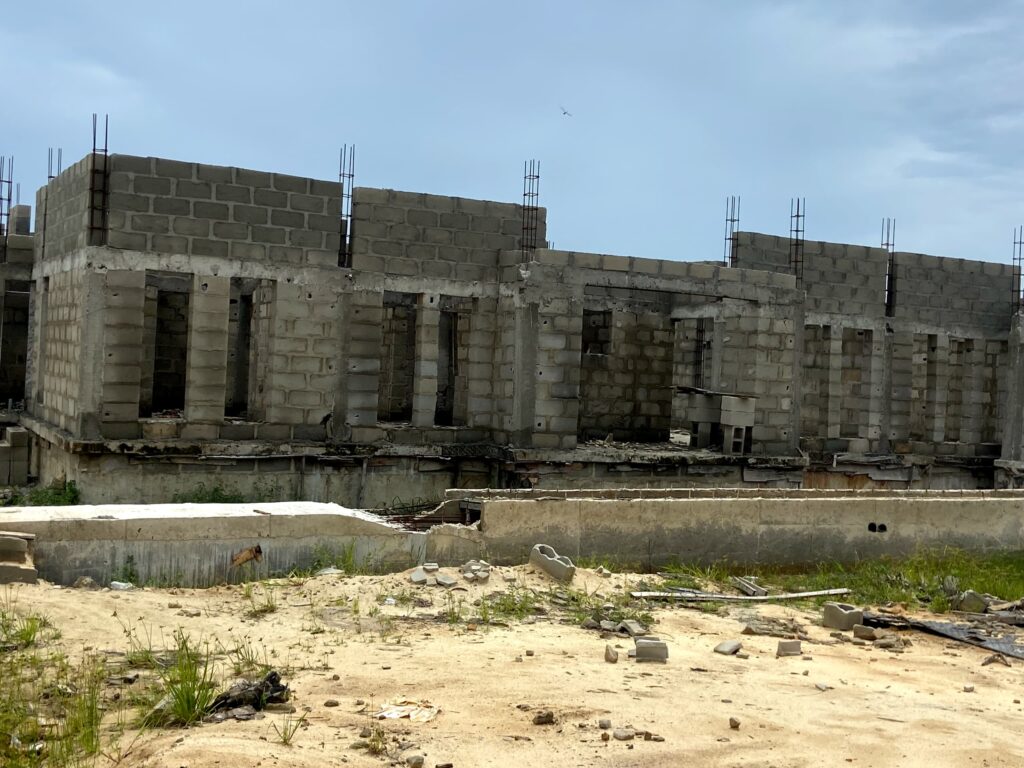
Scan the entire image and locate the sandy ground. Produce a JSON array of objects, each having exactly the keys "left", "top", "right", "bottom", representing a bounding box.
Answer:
[{"left": 12, "top": 565, "right": 1024, "bottom": 768}]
